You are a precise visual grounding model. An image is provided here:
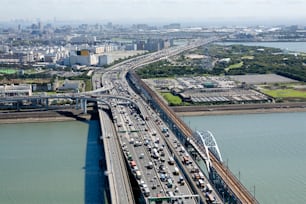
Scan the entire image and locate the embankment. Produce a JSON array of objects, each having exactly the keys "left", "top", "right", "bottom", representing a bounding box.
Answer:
[
  {"left": 0, "top": 109, "right": 97, "bottom": 124},
  {"left": 172, "top": 102, "right": 306, "bottom": 116}
]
